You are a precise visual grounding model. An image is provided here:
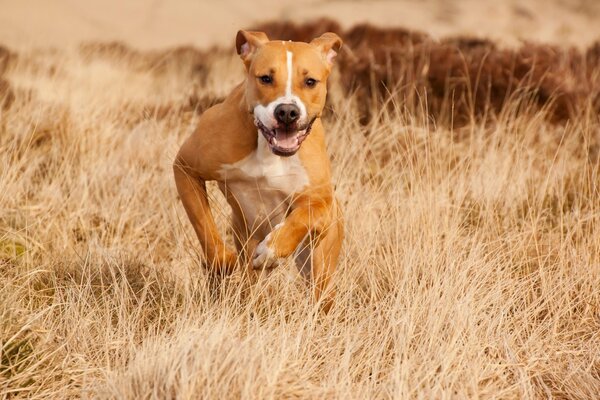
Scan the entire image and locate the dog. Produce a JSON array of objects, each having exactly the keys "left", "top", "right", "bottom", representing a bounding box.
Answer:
[{"left": 173, "top": 30, "right": 344, "bottom": 309}]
